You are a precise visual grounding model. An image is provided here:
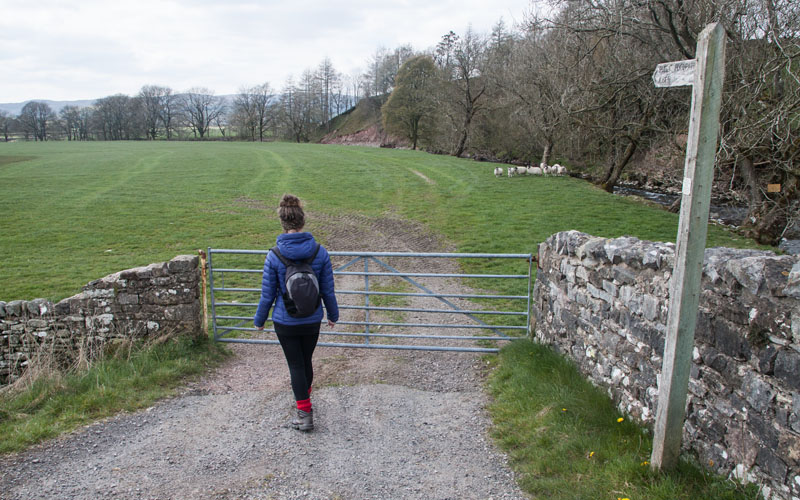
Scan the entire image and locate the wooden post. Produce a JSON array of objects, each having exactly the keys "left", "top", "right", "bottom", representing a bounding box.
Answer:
[
  {"left": 199, "top": 249, "right": 209, "bottom": 336},
  {"left": 651, "top": 23, "right": 726, "bottom": 470}
]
